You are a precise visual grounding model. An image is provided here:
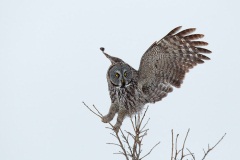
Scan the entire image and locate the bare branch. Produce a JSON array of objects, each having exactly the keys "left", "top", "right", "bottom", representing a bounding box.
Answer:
[
  {"left": 139, "top": 106, "right": 149, "bottom": 129},
  {"left": 83, "top": 102, "right": 156, "bottom": 160},
  {"left": 114, "top": 151, "right": 125, "bottom": 155},
  {"left": 171, "top": 129, "right": 174, "bottom": 160},
  {"left": 139, "top": 130, "right": 148, "bottom": 138},
  {"left": 171, "top": 129, "right": 225, "bottom": 160},
  {"left": 140, "top": 141, "right": 160, "bottom": 160},
  {"left": 82, "top": 102, "right": 129, "bottom": 160},
  {"left": 174, "top": 134, "right": 179, "bottom": 160},
  {"left": 140, "top": 118, "right": 150, "bottom": 132},
  {"left": 92, "top": 104, "right": 103, "bottom": 117},
  {"left": 82, "top": 102, "right": 102, "bottom": 118},
  {"left": 201, "top": 133, "right": 226, "bottom": 160},
  {"left": 134, "top": 115, "right": 138, "bottom": 131},
  {"left": 110, "top": 133, "right": 117, "bottom": 138},
  {"left": 106, "top": 142, "right": 121, "bottom": 147},
  {"left": 83, "top": 102, "right": 225, "bottom": 160},
  {"left": 180, "top": 129, "right": 190, "bottom": 160},
  {"left": 186, "top": 148, "right": 195, "bottom": 160},
  {"left": 105, "top": 126, "right": 113, "bottom": 130},
  {"left": 130, "top": 116, "right": 136, "bottom": 132},
  {"left": 120, "top": 129, "right": 133, "bottom": 155},
  {"left": 125, "top": 131, "right": 135, "bottom": 140},
  {"left": 114, "top": 129, "right": 129, "bottom": 160}
]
